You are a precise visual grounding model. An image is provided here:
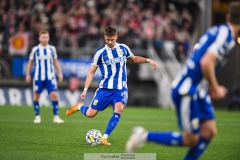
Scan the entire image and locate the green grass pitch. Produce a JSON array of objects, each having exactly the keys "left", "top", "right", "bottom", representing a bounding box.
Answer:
[{"left": 0, "top": 105, "right": 240, "bottom": 160}]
